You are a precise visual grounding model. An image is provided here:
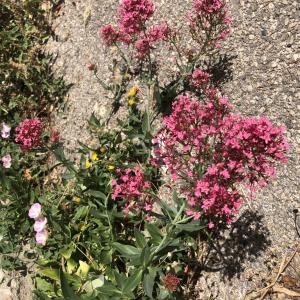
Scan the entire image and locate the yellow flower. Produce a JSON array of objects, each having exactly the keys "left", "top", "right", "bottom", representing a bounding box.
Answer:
[
  {"left": 128, "top": 98, "right": 135, "bottom": 106},
  {"left": 91, "top": 151, "right": 99, "bottom": 161},
  {"left": 107, "top": 165, "right": 115, "bottom": 171},
  {"left": 85, "top": 159, "right": 91, "bottom": 169},
  {"left": 128, "top": 86, "right": 138, "bottom": 97},
  {"left": 73, "top": 197, "right": 81, "bottom": 203}
]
